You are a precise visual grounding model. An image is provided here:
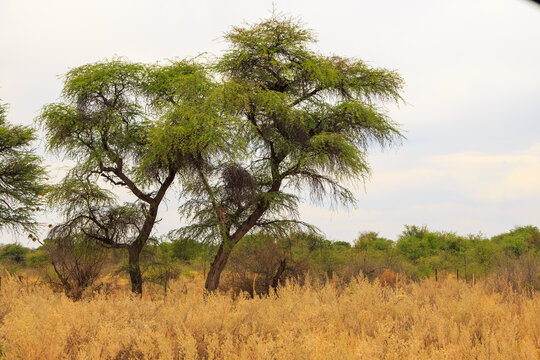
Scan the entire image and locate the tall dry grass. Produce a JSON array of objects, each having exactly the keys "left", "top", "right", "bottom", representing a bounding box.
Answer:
[{"left": 0, "top": 273, "right": 538, "bottom": 359}]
